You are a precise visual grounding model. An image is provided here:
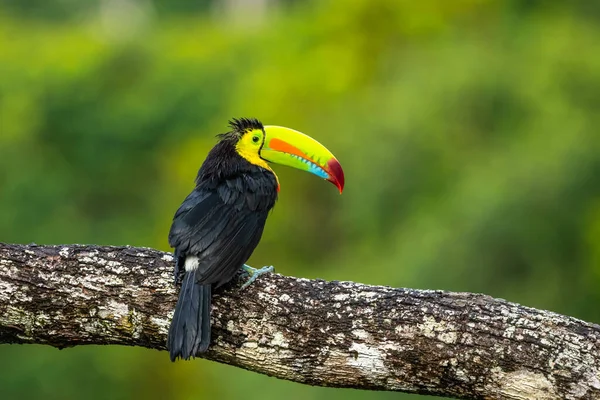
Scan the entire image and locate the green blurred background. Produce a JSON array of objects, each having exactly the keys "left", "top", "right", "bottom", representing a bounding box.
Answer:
[{"left": 1, "top": 0, "right": 600, "bottom": 399}]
